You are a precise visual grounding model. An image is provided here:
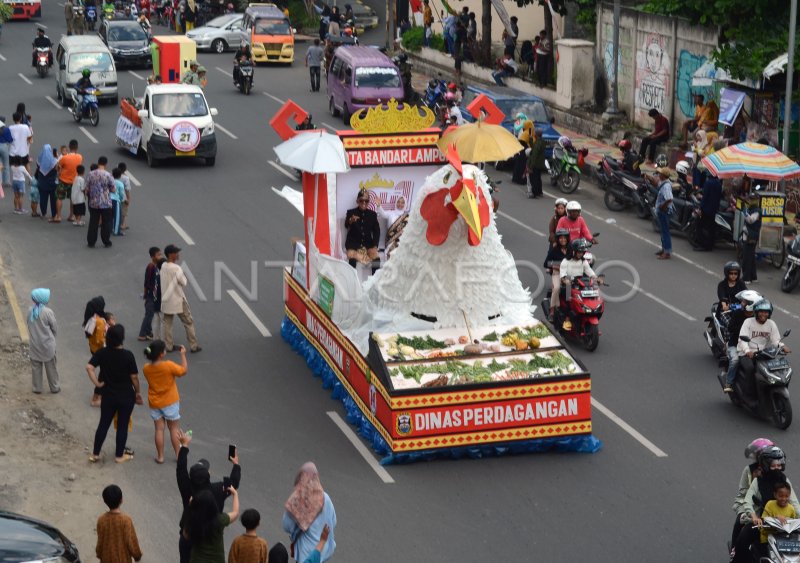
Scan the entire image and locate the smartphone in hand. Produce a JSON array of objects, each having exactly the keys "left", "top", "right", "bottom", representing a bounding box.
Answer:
[
  {"left": 228, "top": 444, "right": 237, "bottom": 461},
  {"left": 223, "top": 476, "right": 231, "bottom": 491}
]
